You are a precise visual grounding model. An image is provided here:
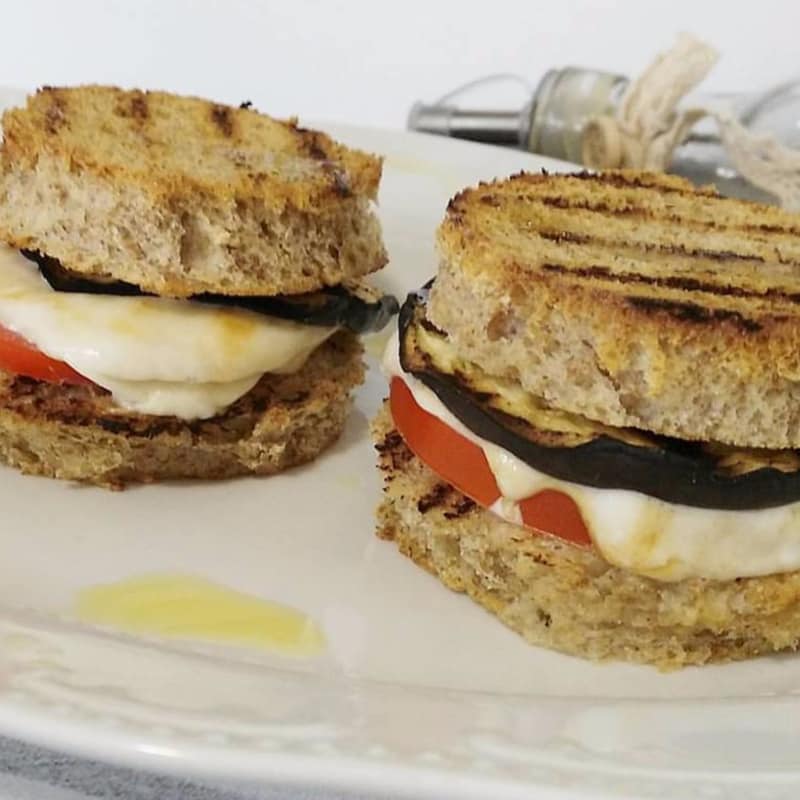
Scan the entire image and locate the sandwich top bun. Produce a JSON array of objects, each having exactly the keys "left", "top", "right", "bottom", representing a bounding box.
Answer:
[
  {"left": 0, "top": 85, "right": 386, "bottom": 297},
  {"left": 429, "top": 170, "right": 800, "bottom": 450}
]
